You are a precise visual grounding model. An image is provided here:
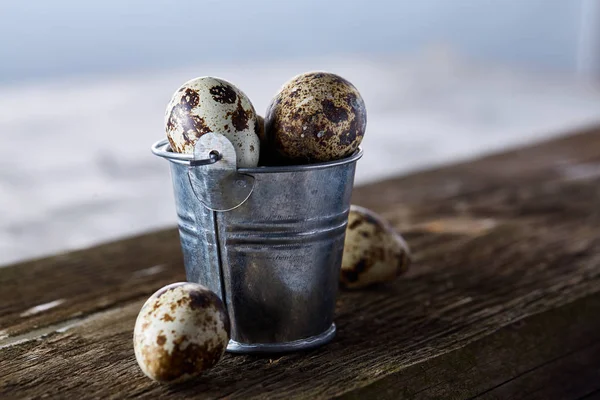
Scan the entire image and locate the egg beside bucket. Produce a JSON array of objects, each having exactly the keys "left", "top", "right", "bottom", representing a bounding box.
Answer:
[{"left": 152, "top": 131, "right": 362, "bottom": 353}]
